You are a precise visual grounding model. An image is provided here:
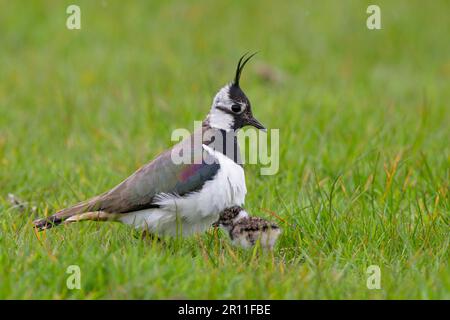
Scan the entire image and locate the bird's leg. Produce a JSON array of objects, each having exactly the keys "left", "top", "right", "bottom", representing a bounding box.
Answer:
[{"left": 140, "top": 229, "right": 163, "bottom": 243}]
